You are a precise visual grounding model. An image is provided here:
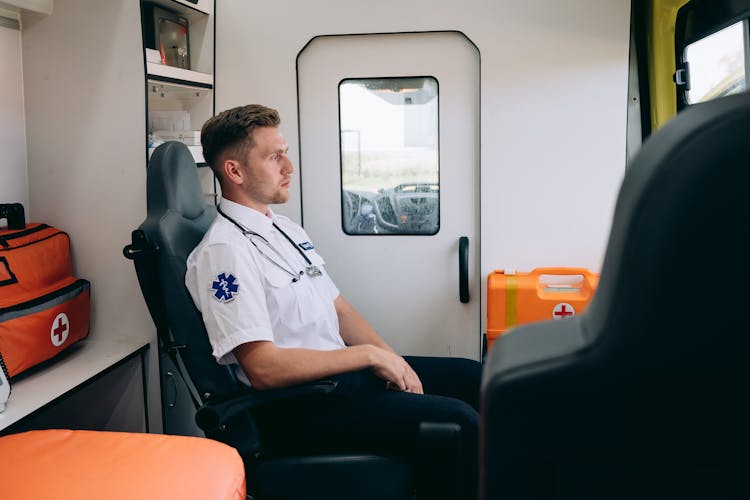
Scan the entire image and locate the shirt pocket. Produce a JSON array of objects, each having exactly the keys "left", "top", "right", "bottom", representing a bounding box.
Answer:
[{"left": 263, "top": 265, "right": 323, "bottom": 330}]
